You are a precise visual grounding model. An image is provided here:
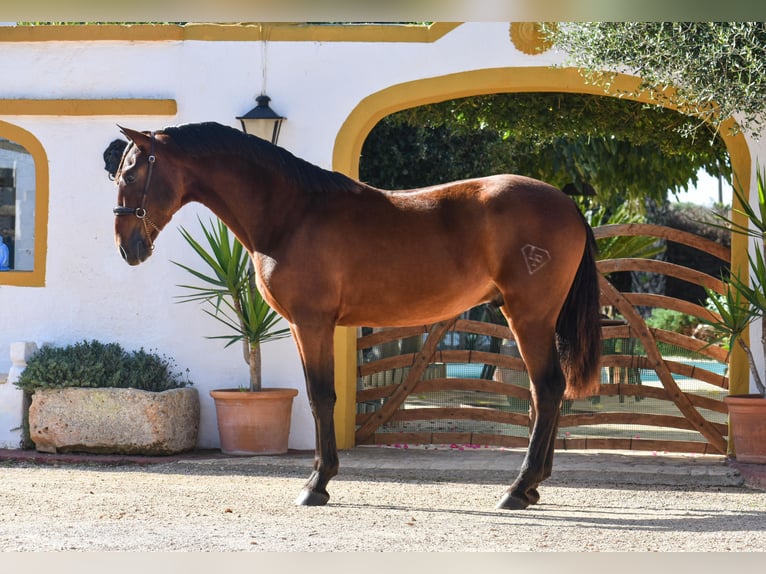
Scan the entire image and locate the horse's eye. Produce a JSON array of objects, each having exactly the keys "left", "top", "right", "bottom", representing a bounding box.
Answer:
[{"left": 124, "top": 172, "right": 137, "bottom": 184}]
